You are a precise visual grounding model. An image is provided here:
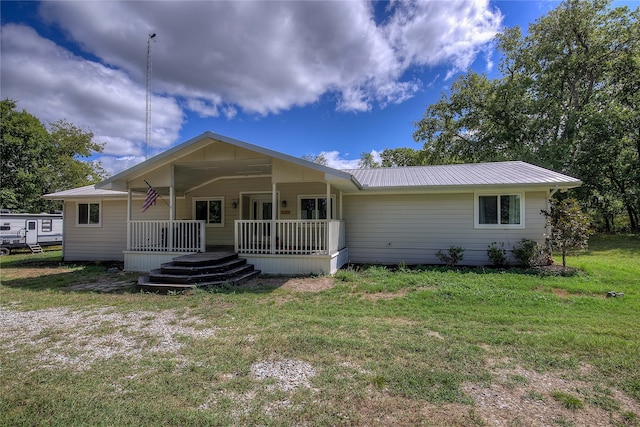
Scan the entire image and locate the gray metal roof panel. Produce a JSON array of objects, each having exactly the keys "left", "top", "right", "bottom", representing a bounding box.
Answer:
[
  {"left": 344, "top": 161, "right": 581, "bottom": 189},
  {"left": 43, "top": 185, "right": 128, "bottom": 199}
]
